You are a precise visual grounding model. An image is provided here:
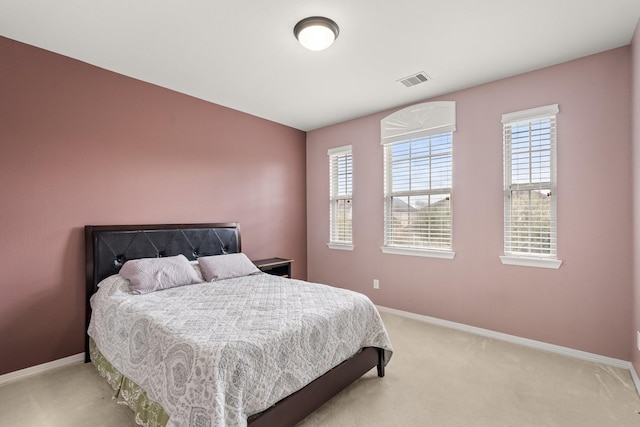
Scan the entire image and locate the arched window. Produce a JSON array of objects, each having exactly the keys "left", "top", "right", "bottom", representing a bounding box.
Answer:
[{"left": 381, "top": 101, "right": 456, "bottom": 258}]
